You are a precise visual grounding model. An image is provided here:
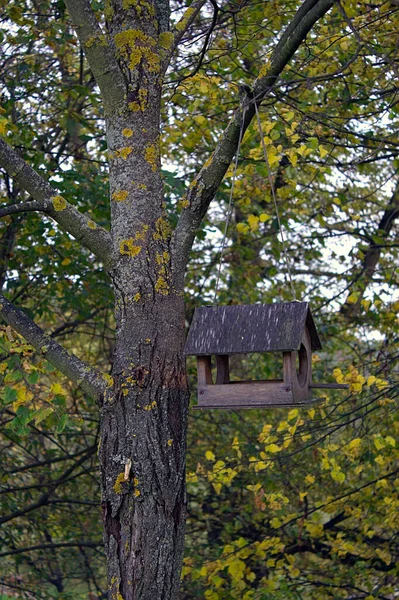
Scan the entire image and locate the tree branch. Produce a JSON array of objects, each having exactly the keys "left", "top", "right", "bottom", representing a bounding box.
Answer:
[
  {"left": 63, "top": 0, "right": 126, "bottom": 115},
  {"left": 0, "top": 541, "right": 103, "bottom": 559},
  {"left": 341, "top": 179, "right": 399, "bottom": 317},
  {"left": 171, "top": 0, "right": 337, "bottom": 280},
  {"left": 0, "top": 200, "right": 43, "bottom": 218},
  {"left": 0, "top": 138, "right": 112, "bottom": 267},
  {"left": 0, "top": 294, "right": 106, "bottom": 403},
  {"left": 171, "top": 0, "right": 208, "bottom": 50}
]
